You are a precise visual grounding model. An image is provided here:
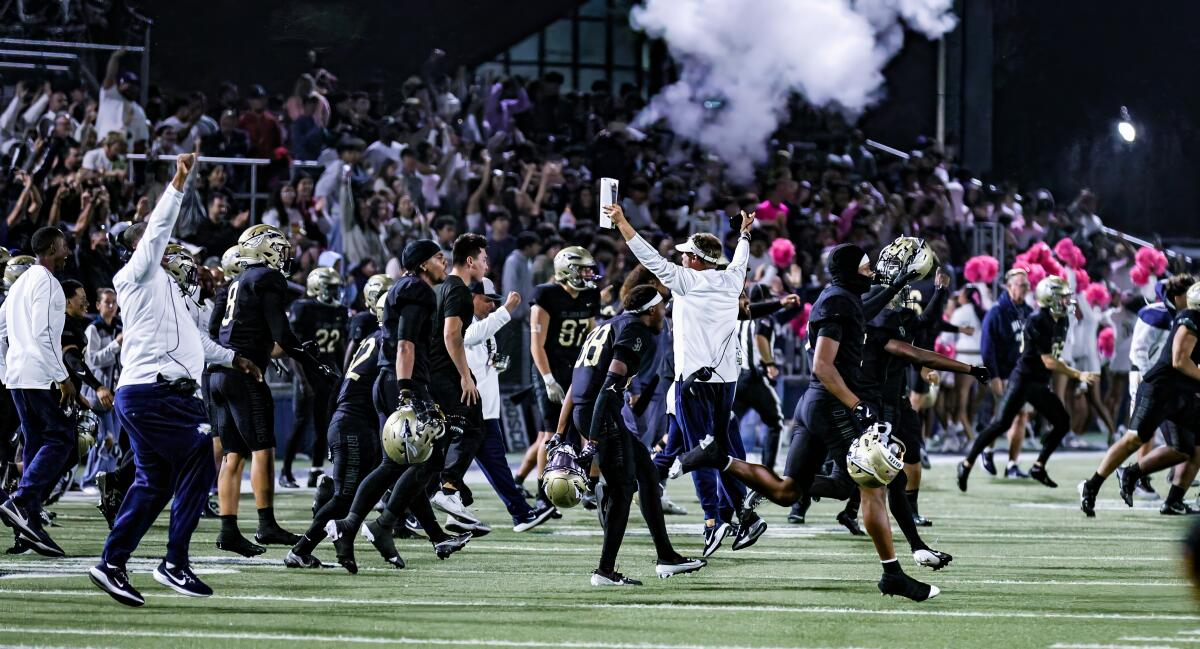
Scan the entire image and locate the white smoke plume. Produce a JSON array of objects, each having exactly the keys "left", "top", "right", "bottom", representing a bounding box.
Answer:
[{"left": 630, "top": 0, "right": 957, "bottom": 179}]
